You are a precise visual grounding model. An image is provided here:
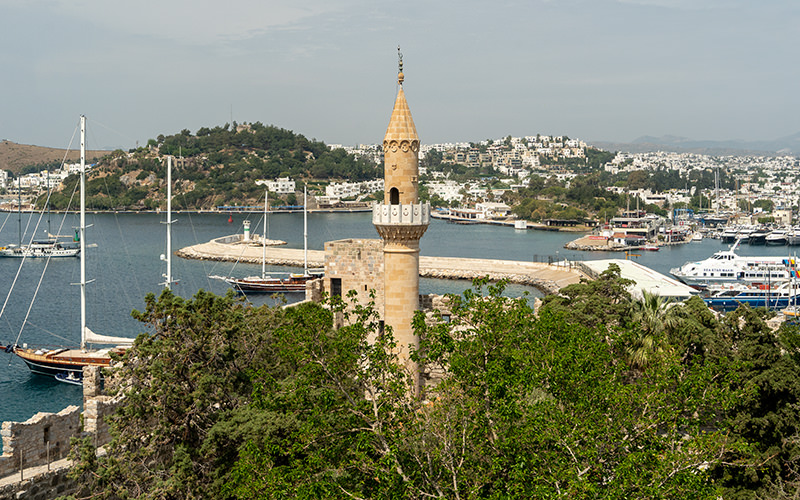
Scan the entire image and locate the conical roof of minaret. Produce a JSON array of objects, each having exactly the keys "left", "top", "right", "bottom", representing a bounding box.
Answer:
[{"left": 384, "top": 72, "right": 418, "bottom": 143}]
